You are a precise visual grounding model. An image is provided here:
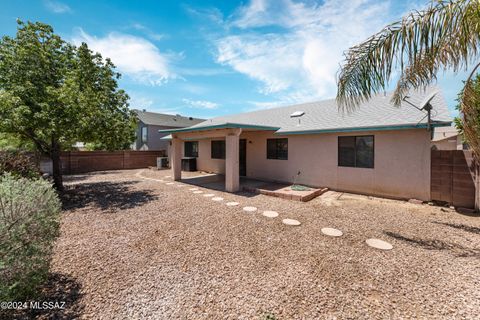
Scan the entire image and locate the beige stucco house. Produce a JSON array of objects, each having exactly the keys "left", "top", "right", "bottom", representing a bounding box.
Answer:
[
  {"left": 431, "top": 124, "right": 464, "bottom": 150},
  {"left": 160, "top": 87, "right": 452, "bottom": 201}
]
